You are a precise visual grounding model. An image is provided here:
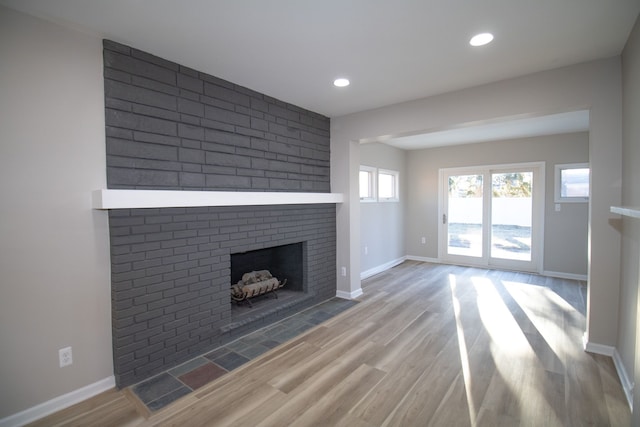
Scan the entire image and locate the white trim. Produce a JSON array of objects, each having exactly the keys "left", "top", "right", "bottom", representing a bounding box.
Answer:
[
  {"left": 612, "top": 348, "right": 634, "bottom": 411},
  {"left": 541, "top": 270, "right": 588, "bottom": 281},
  {"left": 92, "top": 189, "right": 344, "bottom": 210},
  {"left": 405, "top": 255, "right": 440, "bottom": 264},
  {"left": 336, "top": 288, "right": 363, "bottom": 300},
  {"left": 0, "top": 376, "right": 115, "bottom": 427},
  {"left": 582, "top": 335, "right": 634, "bottom": 411},
  {"left": 611, "top": 206, "right": 640, "bottom": 219},
  {"left": 406, "top": 258, "right": 585, "bottom": 279},
  {"left": 361, "top": 257, "right": 406, "bottom": 280},
  {"left": 583, "top": 337, "right": 615, "bottom": 356}
]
